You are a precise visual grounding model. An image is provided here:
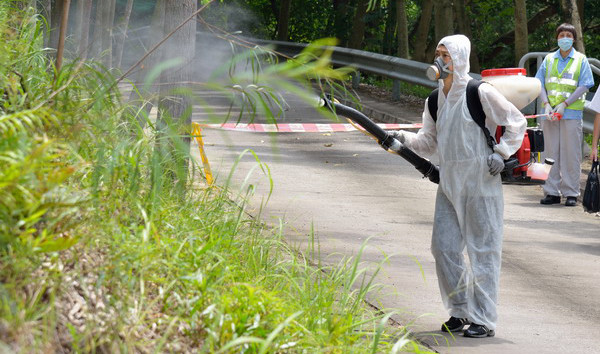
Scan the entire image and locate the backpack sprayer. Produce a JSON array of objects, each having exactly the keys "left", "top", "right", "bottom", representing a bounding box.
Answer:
[
  {"left": 481, "top": 68, "right": 554, "bottom": 184},
  {"left": 319, "top": 68, "right": 553, "bottom": 185}
]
